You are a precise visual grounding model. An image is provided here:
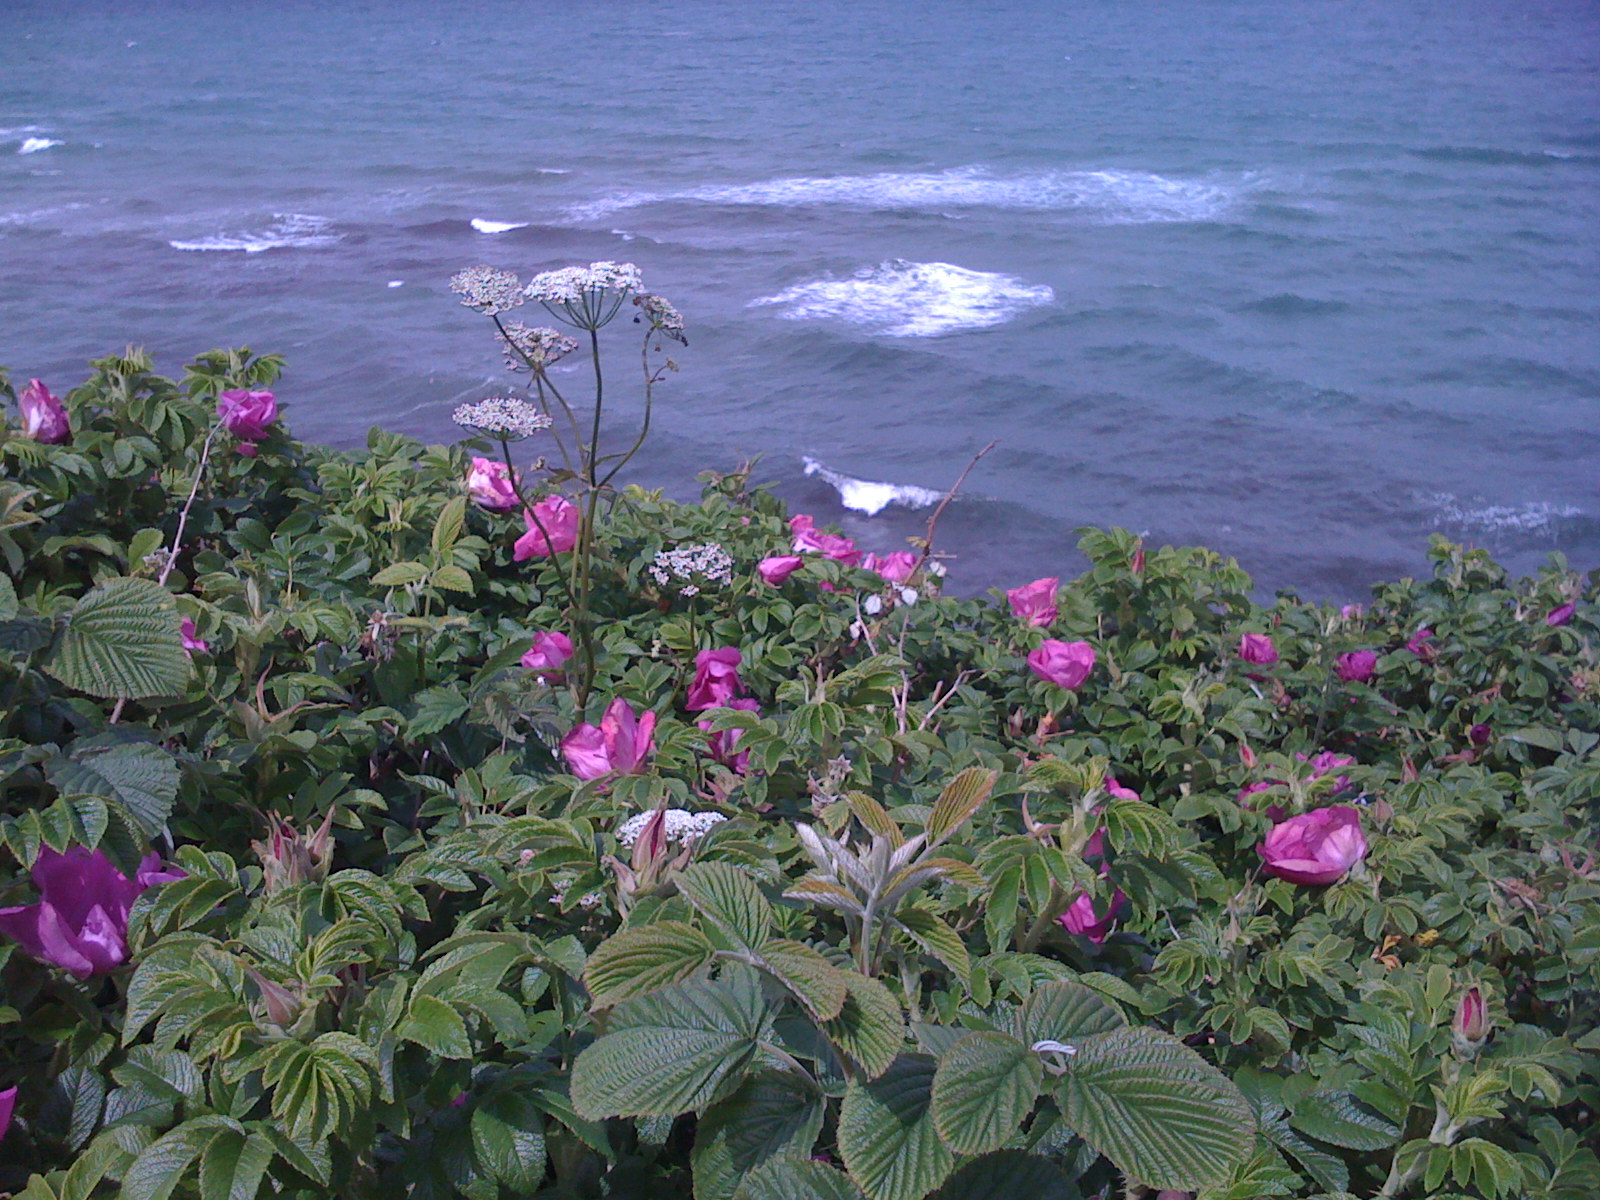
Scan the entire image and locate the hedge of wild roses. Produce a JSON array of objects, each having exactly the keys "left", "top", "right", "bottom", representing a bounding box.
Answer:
[{"left": 0, "top": 266, "right": 1595, "bottom": 1200}]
